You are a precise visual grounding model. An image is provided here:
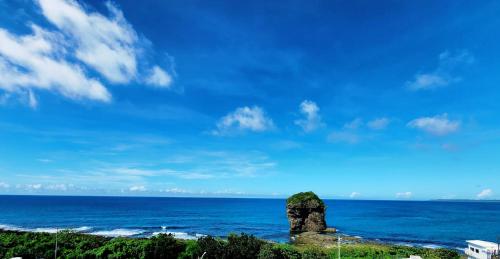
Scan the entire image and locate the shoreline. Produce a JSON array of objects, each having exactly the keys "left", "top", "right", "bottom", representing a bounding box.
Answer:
[
  {"left": 0, "top": 228, "right": 465, "bottom": 259},
  {"left": 0, "top": 223, "right": 466, "bottom": 252}
]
